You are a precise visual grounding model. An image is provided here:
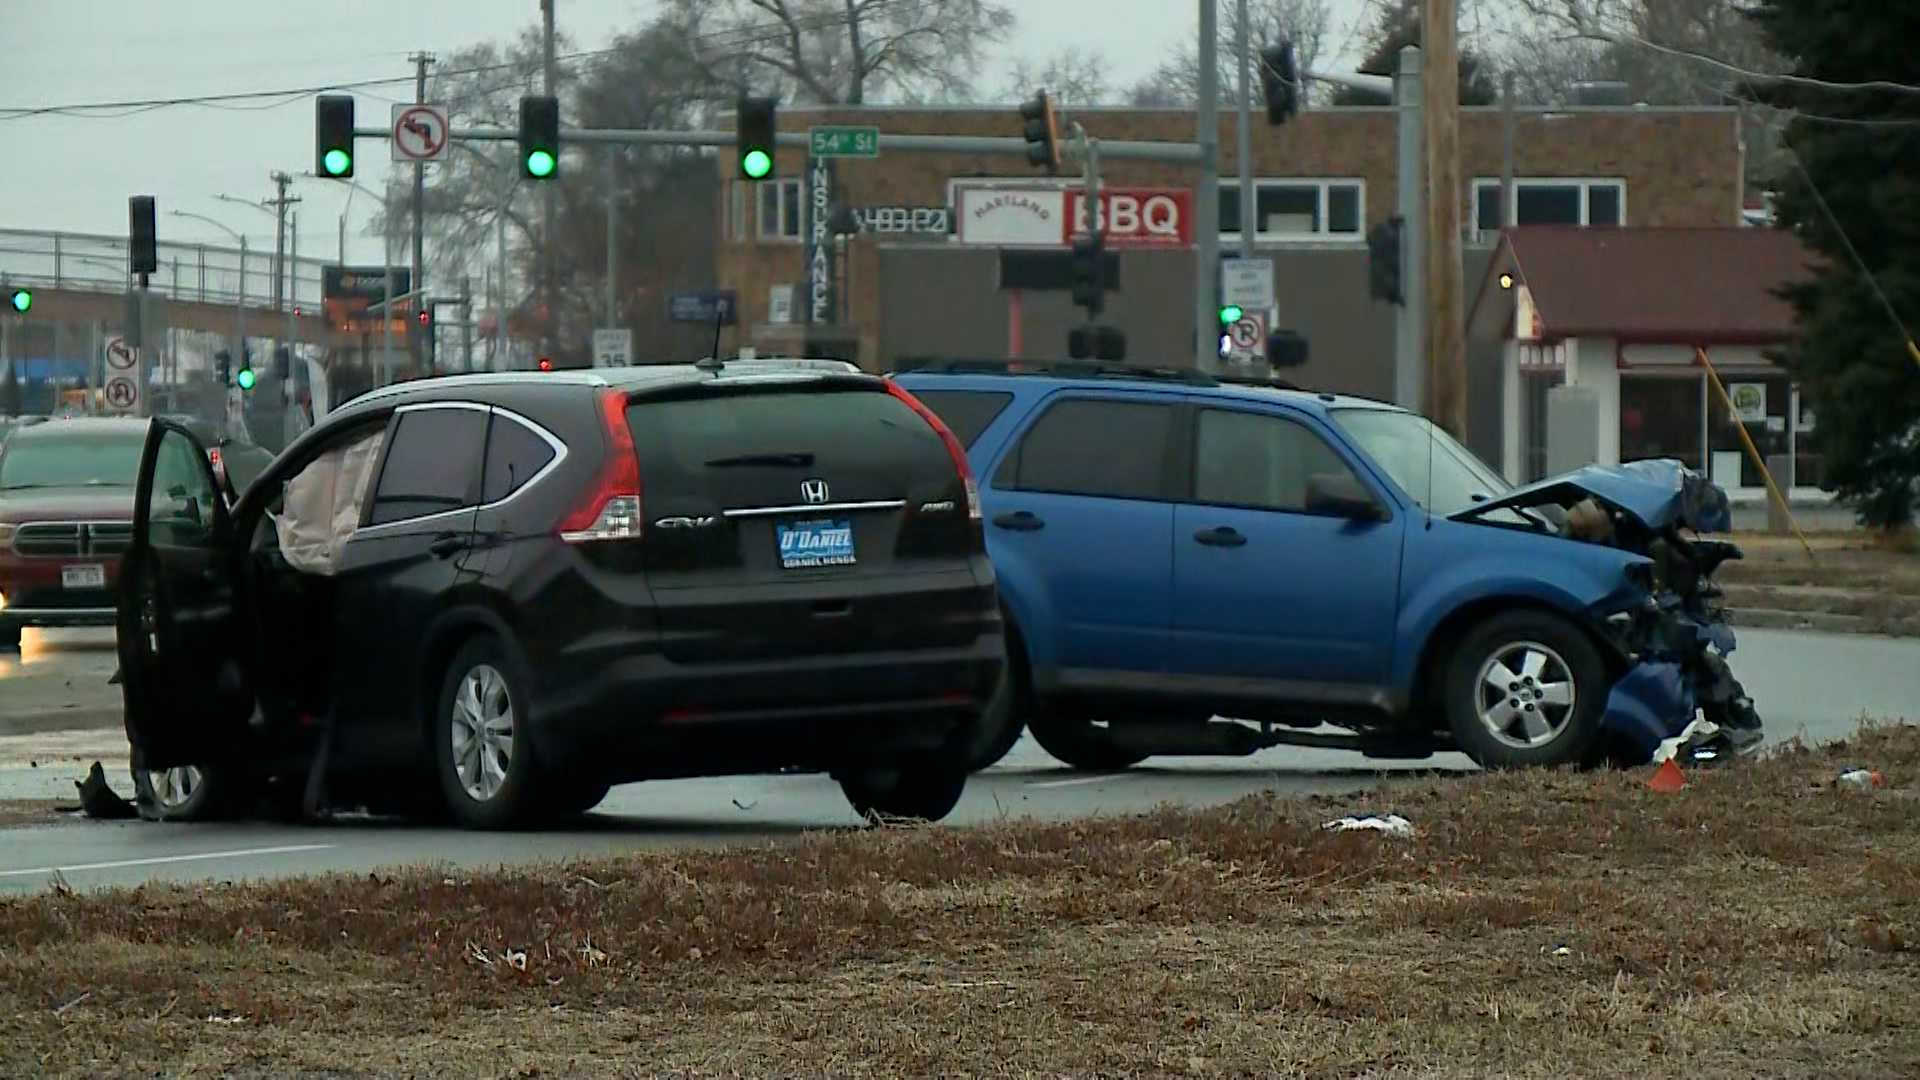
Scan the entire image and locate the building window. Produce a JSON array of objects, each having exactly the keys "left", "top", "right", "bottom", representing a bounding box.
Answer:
[
  {"left": 1620, "top": 374, "right": 1705, "bottom": 472},
  {"left": 1474, "top": 179, "right": 1625, "bottom": 234},
  {"left": 1219, "top": 180, "right": 1365, "bottom": 240},
  {"left": 756, "top": 178, "right": 804, "bottom": 242}
]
